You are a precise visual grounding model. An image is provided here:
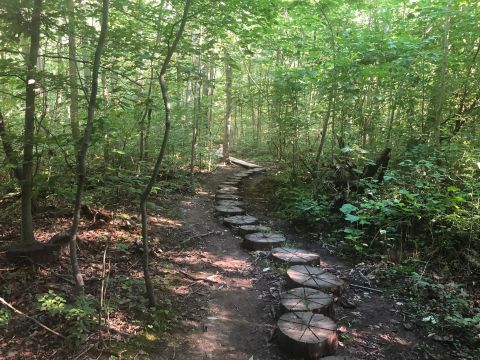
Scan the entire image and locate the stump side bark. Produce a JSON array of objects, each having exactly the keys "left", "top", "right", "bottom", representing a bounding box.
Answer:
[
  {"left": 223, "top": 215, "right": 258, "bottom": 227},
  {"left": 276, "top": 311, "right": 338, "bottom": 360},
  {"left": 280, "top": 287, "right": 334, "bottom": 318},
  {"left": 214, "top": 205, "right": 245, "bottom": 216},
  {"left": 287, "top": 265, "right": 346, "bottom": 295},
  {"left": 271, "top": 247, "right": 320, "bottom": 265},
  {"left": 236, "top": 224, "right": 271, "bottom": 236},
  {"left": 243, "top": 232, "right": 286, "bottom": 250}
]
